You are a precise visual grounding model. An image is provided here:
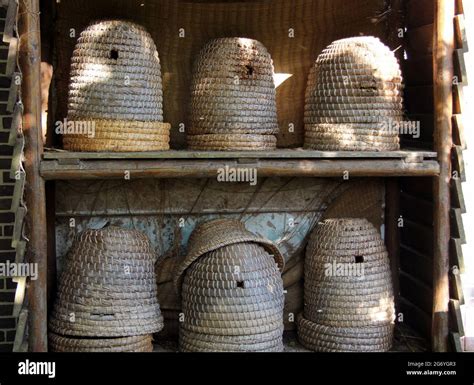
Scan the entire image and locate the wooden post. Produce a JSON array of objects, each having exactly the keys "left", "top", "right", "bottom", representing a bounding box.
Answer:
[
  {"left": 385, "top": 179, "right": 400, "bottom": 309},
  {"left": 18, "top": 0, "right": 48, "bottom": 352},
  {"left": 432, "top": 0, "right": 454, "bottom": 352}
]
